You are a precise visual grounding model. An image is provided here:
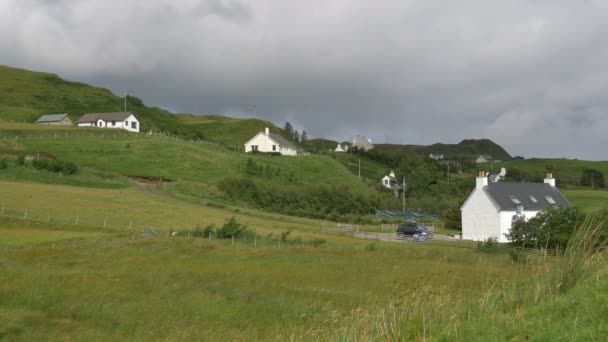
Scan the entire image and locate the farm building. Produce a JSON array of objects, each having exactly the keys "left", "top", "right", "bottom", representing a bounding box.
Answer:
[
  {"left": 352, "top": 135, "right": 374, "bottom": 151},
  {"left": 77, "top": 112, "right": 140, "bottom": 133},
  {"left": 35, "top": 114, "right": 73, "bottom": 126},
  {"left": 475, "top": 154, "right": 492, "bottom": 163},
  {"left": 244, "top": 127, "right": 297, "bottom": 156},
  {"left": 335, "top": 143, "right": 348, "bottom": 152},
  {"left": 460, "top": 172, "right": 570, "bottom": 242}
]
